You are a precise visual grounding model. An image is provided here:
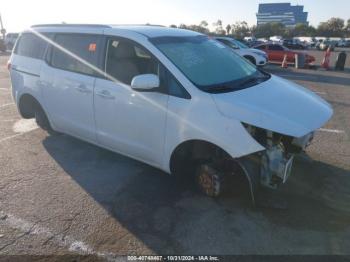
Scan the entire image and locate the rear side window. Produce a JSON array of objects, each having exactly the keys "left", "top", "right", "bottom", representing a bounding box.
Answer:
[
  {"left": 50, "top": 34, "right": 101, "bottom": 76},
  {"left": 269, "top": 45, "right": 284, "bottom": 51},
  {"left": 14, "top": 33, "right": 47, "bottom": 59},
  {"left": 255, "top": 45, "right": 266, "bottom": 50}
]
